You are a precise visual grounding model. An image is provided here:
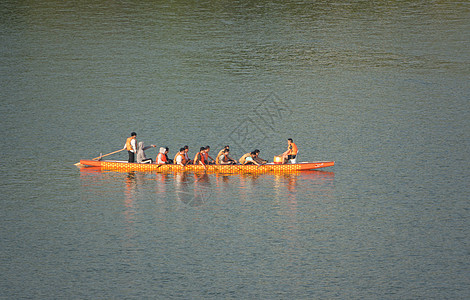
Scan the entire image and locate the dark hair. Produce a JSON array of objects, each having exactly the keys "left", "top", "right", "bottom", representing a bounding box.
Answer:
[
  {"left": 288, "top": 138, "right": 293, "bottom": 142},
  {"left": 131, "top": 132, "right": 137, "bottom": 136},
  {"left": 180, "top": 147, "right": 185, "bottom": 152},
  {"left": 225, "top": 145, "right": 230, "bottom": 149},
  {"left": 254, "top": 149, "right": 260, "bottom": 154},
  {"left": 250, "top": 151, "right": 256, "bottom": 155},
  {"left": 224, "top": 149, "right": 230, "bottom": 153},
  {"left": 205, "top": 146, "right": 210, "bottom": 149},
  {"left": 165, "top": 147, "right": 169, "bottom": 152},
  {"left": 184, "top": 145, "right": 189, "bottom": 149},
  {"left": 200, "top": 147, "right": 206, "bottom": 151}
]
